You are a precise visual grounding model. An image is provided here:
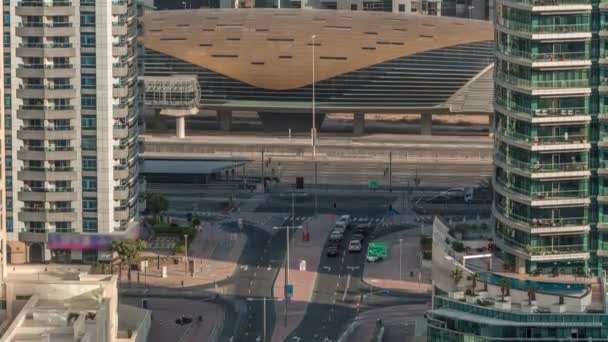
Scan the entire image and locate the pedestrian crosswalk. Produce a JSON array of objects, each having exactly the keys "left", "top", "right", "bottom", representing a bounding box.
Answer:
[{"left": 282, "top": 216, "right": 385, "bottom": 225}]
